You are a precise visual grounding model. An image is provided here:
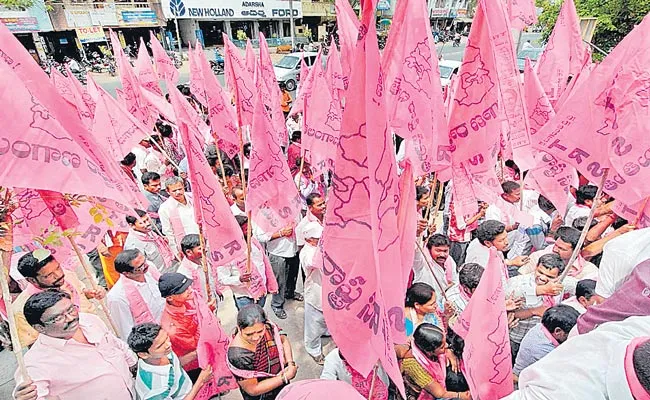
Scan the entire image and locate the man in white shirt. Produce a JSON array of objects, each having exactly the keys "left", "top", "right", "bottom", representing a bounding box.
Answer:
[
  {"left": 596, "top": 227, "right": 650, "bottom": 298},
  {"left": 484, "top": 181, "right": 533, "bottom": 258},
  {"left": 465, "top": 220, "right": 528, "bottom": 281},
  {"left": 158, "top": 176, "right": 199, "bottom": 254},
  {"left": 412, "top": 234, "right": 458, "bottom": 299},
  {"left": 300, "top": 222, "right": 327, "bottom": 364},
  {"left": 176, "top": 234, "right": 214, "bottom": 302},
  {"left": 564, "top": 184, "right": 597, "bottom": 227},
  {"left": 107, "top": 249, "right": 165, "bottom": 340},
  {"left": 562, "top": 279, "right": 603, "bottom": 314},
  {"left": 446, "top": 262, "right": 484, "bottom": 316},
  {"left": 131, "top": 139, "right": 152, "bottom": 185},
  {"left": 229, "top": 186, "right": 246, "bottom": 218},
  {"left": 123, "top": 209, "right": 172, "bottom": 273},
  {"left": 295, "top": 193, "right": 325, "bottom": 248}
]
